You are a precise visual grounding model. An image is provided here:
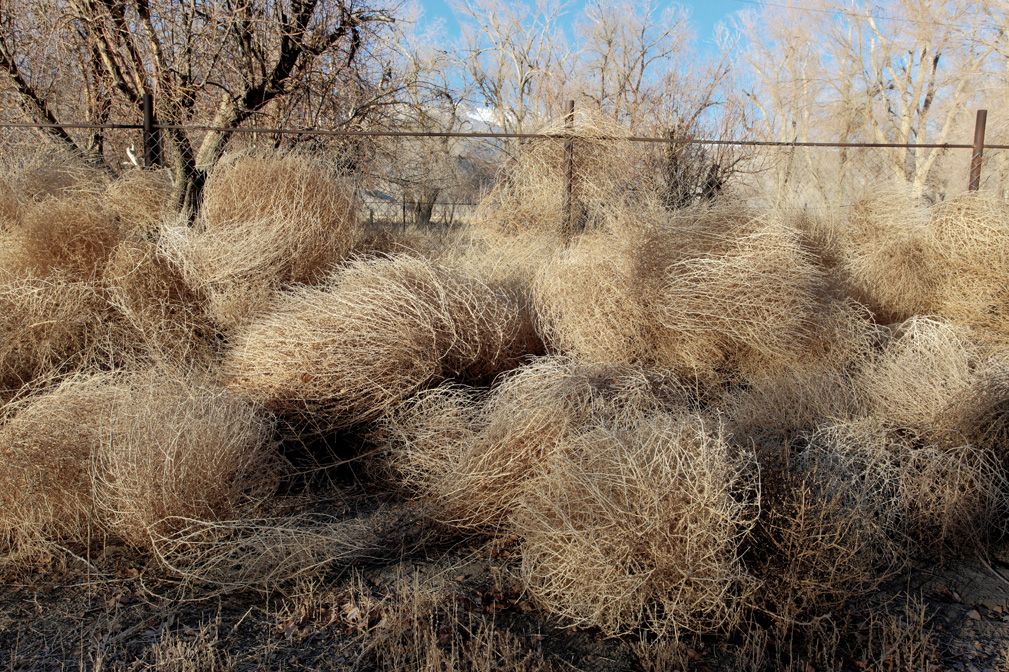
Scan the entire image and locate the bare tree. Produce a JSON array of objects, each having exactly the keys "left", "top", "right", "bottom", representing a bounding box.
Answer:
[
  {"left": 572, "top": 0, "right": 691, "bottom": 131},
  {"left": 451, "top": 0, "right": 573, "bottom": 133},
  {"left": 0, "top": 0, "right": 400, "bottom": 212},
  {"left": 734, "top": 0, "right": 1006, "bottom": 199}
]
